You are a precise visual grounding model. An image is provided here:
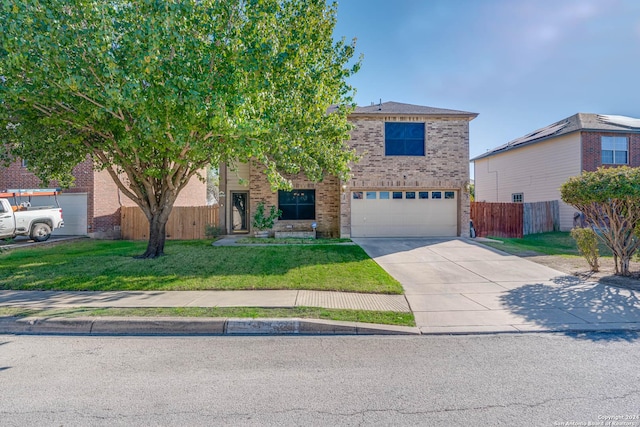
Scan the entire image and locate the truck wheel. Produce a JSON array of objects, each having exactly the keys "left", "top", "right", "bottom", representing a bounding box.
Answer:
[{"left": 31, "top": 223, "right": 52, "bottom": 242}]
